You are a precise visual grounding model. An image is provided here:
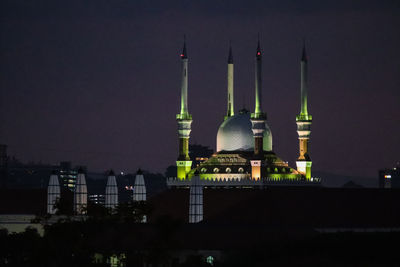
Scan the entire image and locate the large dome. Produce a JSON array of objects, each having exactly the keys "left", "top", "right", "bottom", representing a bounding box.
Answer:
[{"left": 216, "top": 109, "right": 272, "bottom": 152}]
